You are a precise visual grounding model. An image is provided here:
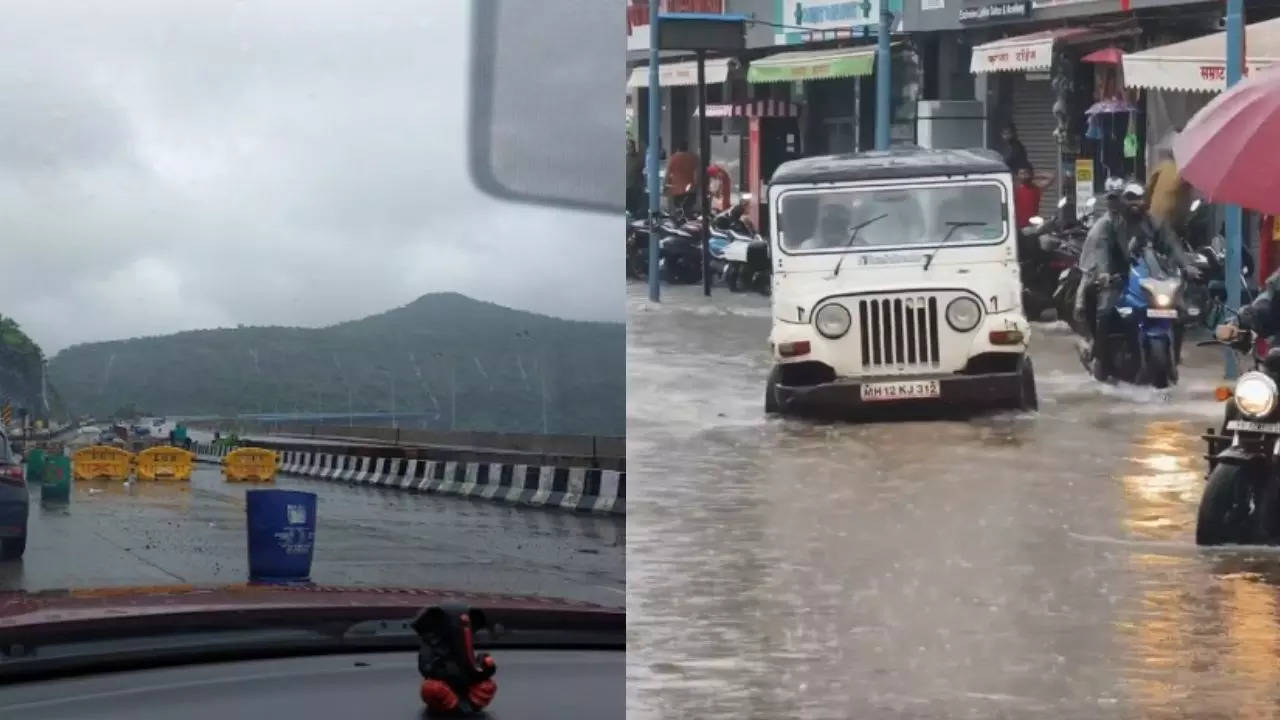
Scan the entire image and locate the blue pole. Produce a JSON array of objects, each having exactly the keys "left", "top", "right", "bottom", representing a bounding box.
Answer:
[
  {"left": 646, "top": 1, "right": 661, "bottom": 302},
  {"left": 1224, "top": 0, "right": 1244, "bottom": 378},
  {"left": 875, "top": 2, "right": 892, "bottom": 150}
]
